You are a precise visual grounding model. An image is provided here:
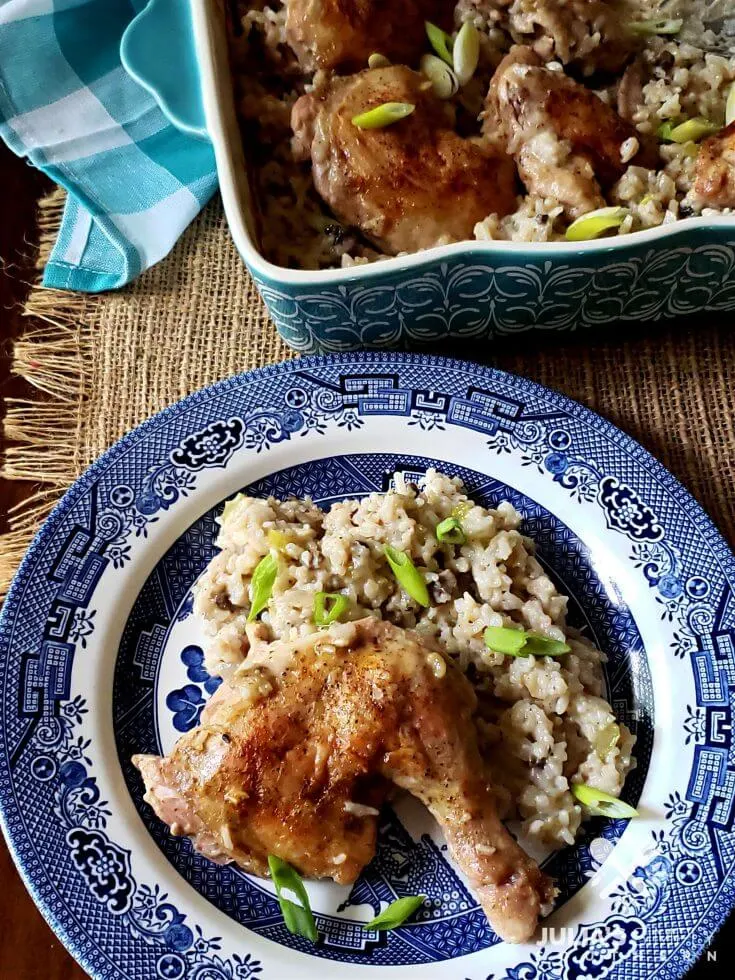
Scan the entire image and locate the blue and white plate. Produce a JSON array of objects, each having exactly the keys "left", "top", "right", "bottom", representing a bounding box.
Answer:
[{"left": 1, "top": 353, "right": 733, "bottom": 980}]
